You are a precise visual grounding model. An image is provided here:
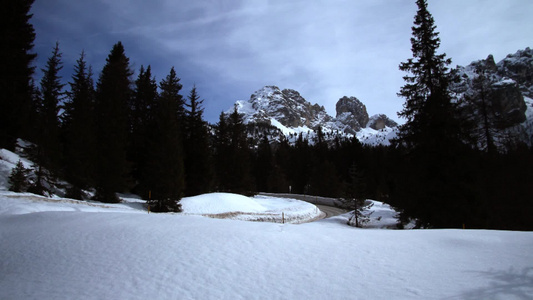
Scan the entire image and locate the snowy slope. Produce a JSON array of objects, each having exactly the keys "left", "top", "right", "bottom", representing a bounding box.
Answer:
[
  {"left": 0, "top": 148, "right": 34, "bottom": 190},
  {"left": 1, "top": 194, "right": 532, "bottom": 300}
]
